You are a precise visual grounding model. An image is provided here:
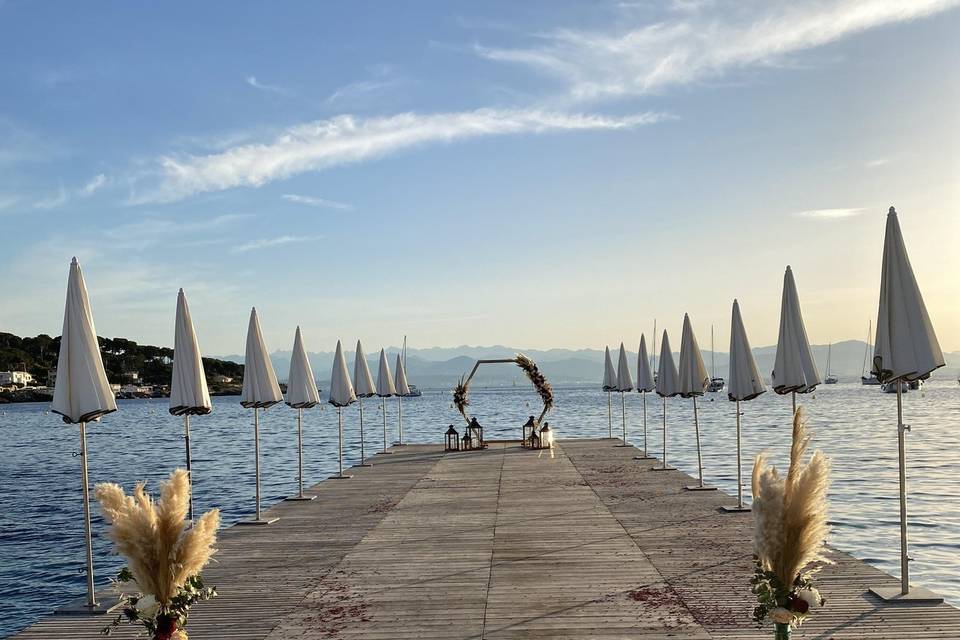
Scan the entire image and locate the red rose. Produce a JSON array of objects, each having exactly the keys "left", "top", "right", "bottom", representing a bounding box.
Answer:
[
  {"left": 789, "top": 596, "right": 810, "bottom": 614},
  {"left": 154, "top": 615, "right": 178, "bottom": 640}
]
